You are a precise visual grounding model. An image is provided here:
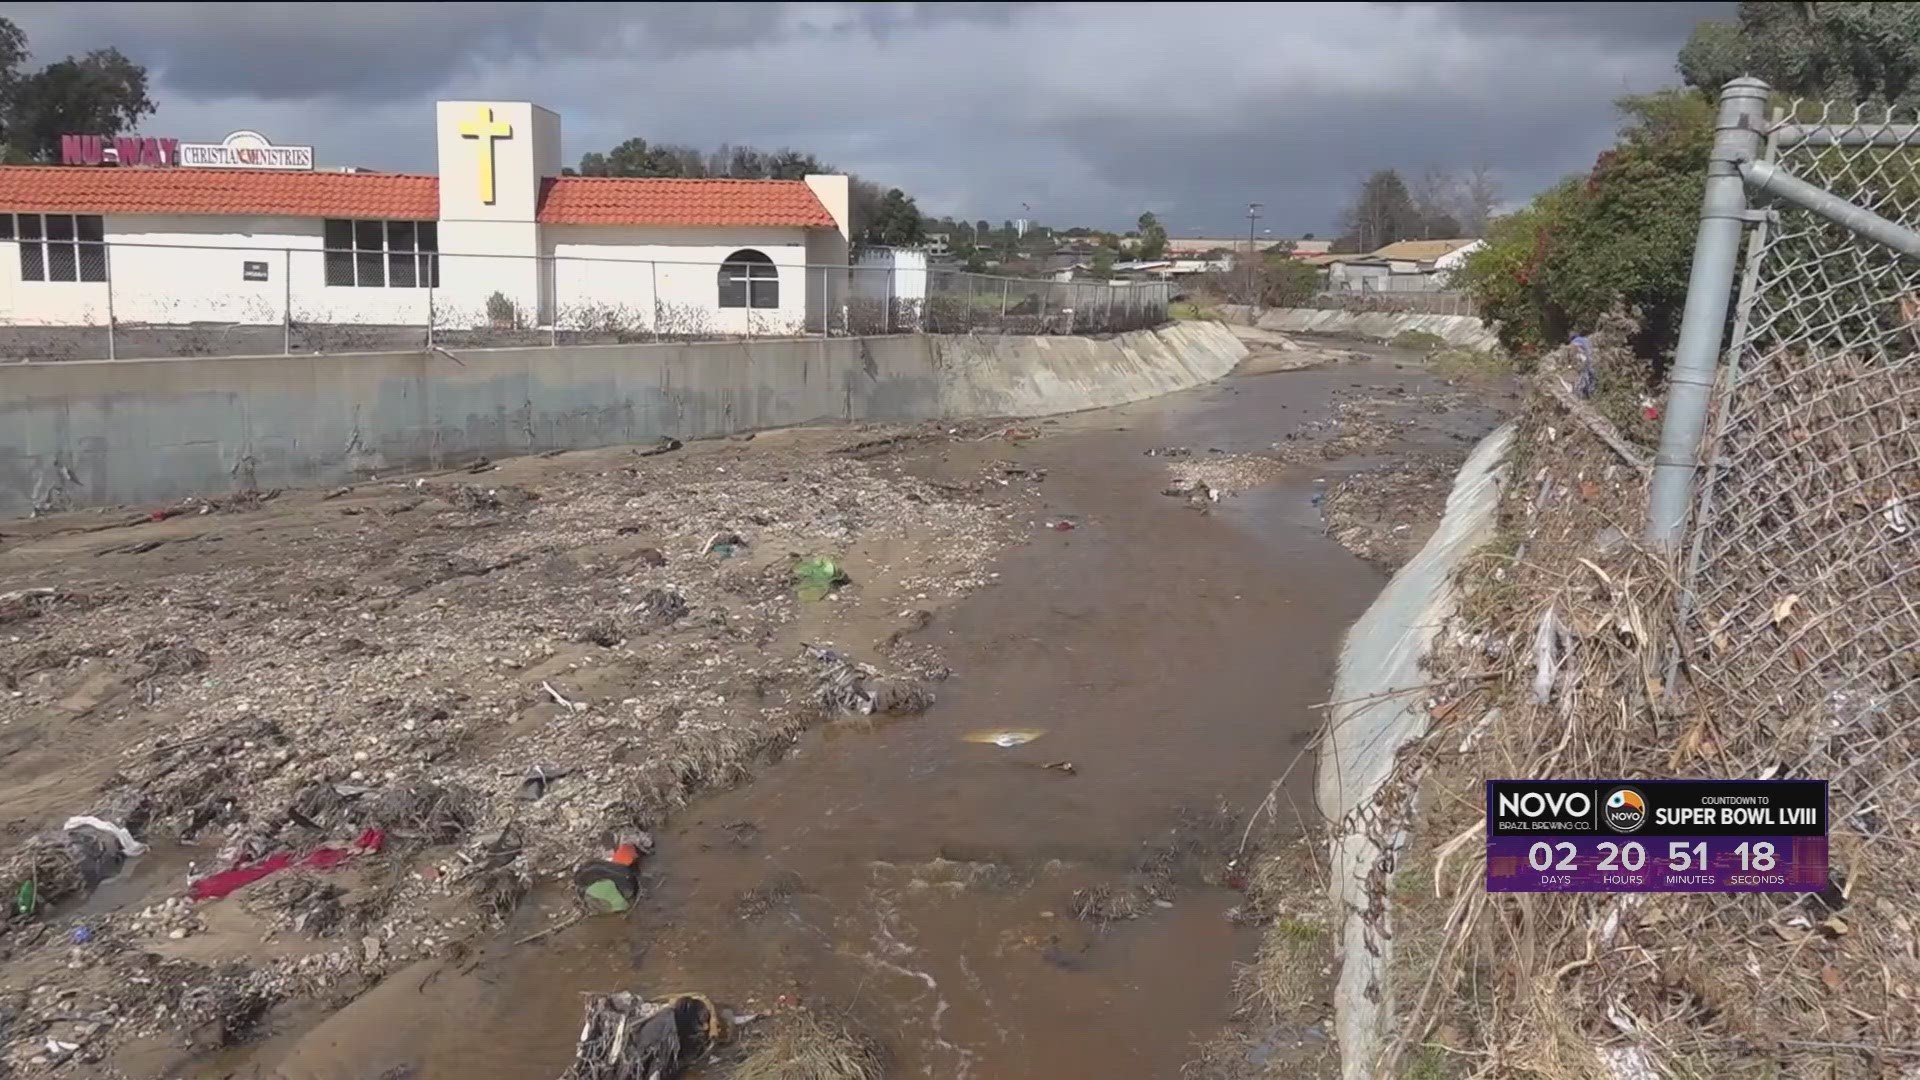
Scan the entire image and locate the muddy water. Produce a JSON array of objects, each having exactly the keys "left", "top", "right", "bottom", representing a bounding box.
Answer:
[{"left": 233, "top": 358, "right": 1504, "bottom": 1080}]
